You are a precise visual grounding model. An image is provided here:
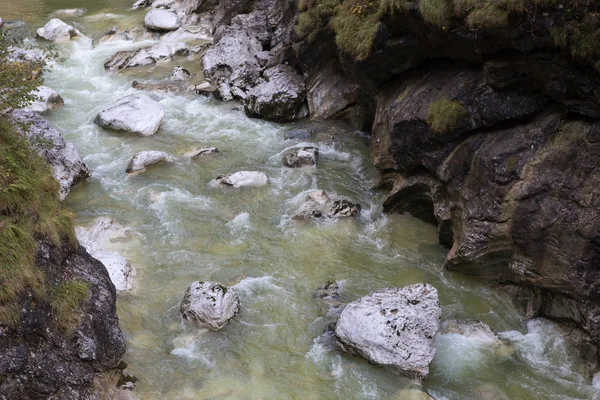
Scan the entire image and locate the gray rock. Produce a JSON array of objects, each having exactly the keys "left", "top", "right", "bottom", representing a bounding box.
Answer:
[
  {"left": 144, "top": 8, "right": 181, "bottom": 31},
  {"left": 100, "top": 26, "right": 145, "bottom": 43},
  {"left": 21, "top": 86, "right": 64, "bottom": 113},
  {"left": 335, "top": 283, "right": 441, "bottom": 379},
  {"left": 180, "top": 281, "right": 240, "bottom": 330},
  {"left": 285, "top": 128, "right": 313, "bottom": 140},
  {"left": 104, "top": 41, "right": 191, "bottom": 71},
  {"left": 283, "top": 146, "right": 318, "bottom": 168},
  {"left": 393, "top": 388, "right": 436, "bottom": 400},
  {"left": 170, "top": 65, "right": 191, "bottom": 81},
  {"left": 193, "top": 81, "right": 217, "bottom": 95},
  {"left": 215, "top": 171, "right": 268, "bottom": 188},
  {"left": 126, "top": 151, "right": 175, "bottom": 175},
  {"left": 132, "top": 80, "right": 184, "bottom": 94},
  {"left": 328, "top": 200, "right": 361, "bottom": 218},
  {"left": 11, "top": 110, "right": 89, "bottom": 200},
  {"left": 292, "top": 191, "right": 362, "bottom": 221},
  {"left": 183, "top": 146, "right": 218, "bottom": 158},
  {"left": 161, "top": 25, "right": 212, "bottom": 43},
  {"left": 75, "top": 217, "right": 136, "bottom": 292},
  {"left": 36, "top": 18, "right": 86, "bottom": 42},
  {"left": 94, "top": 94, "right": 164, "bottom": 136},
  {"left": 243, "top": 65, "right": 307, "bottom": 122}
]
